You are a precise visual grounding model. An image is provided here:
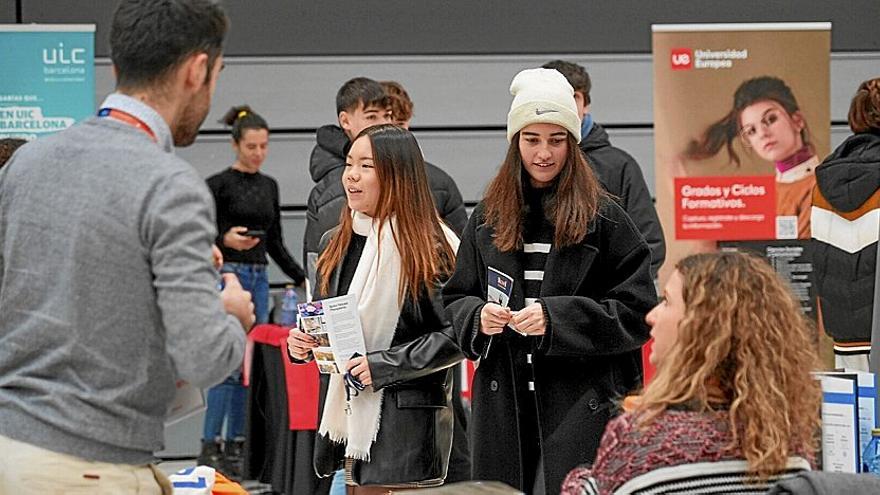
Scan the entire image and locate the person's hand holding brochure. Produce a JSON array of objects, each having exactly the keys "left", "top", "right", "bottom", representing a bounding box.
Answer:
[
  {"left": 296, "top": 294, "right": 367, "bottom": 375},
  {"left": 481, "top": 267, "right": 516, "bottom": 358}
]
